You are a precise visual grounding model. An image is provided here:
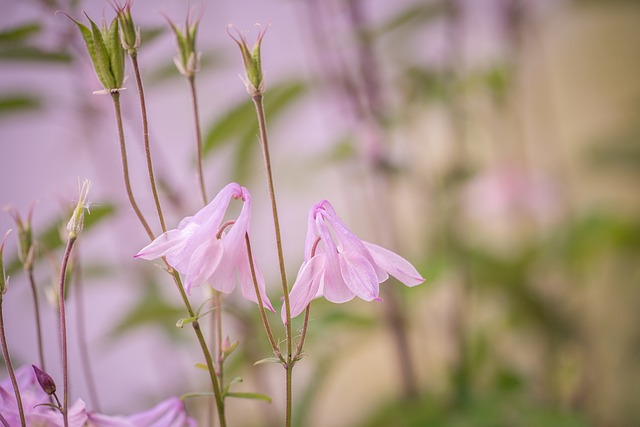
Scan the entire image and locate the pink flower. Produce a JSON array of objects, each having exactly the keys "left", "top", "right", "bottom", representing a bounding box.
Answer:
[
  {"left": 135, "top": 182, "right": 273, "bottom": 311},
  {"left": 87, "top": 397, "right": 195, "bottom": 427},
  {"left": 284, "top": 200, "right": 424, "bottom": 322},
  {"left": 0, "top": 365, "right": 87, "bottom": 426}
]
